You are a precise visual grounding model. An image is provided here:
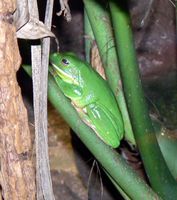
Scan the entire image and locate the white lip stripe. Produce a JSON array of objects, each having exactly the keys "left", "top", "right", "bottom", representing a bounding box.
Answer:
[
  {"left": 52, "top": 63, "right": 72, "bottom": 79},
  {"left": 51, "top": 63, "right": 78, "bottom": 85}
]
